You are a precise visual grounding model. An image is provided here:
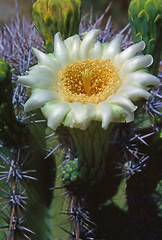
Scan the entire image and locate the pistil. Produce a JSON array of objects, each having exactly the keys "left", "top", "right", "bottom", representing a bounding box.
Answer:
[{"left": 81, "top": 69, "right": 92, "bottom": 96}]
